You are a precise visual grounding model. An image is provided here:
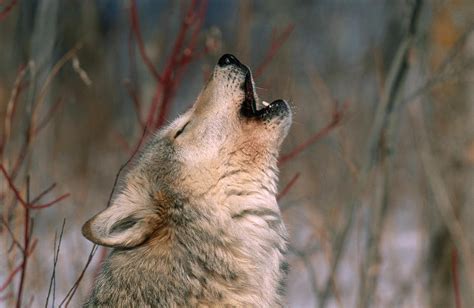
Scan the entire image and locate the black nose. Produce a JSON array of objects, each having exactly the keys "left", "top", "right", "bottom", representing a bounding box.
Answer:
[{"left": 218, "top": 54, "right": 241, "bottom": 67}]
